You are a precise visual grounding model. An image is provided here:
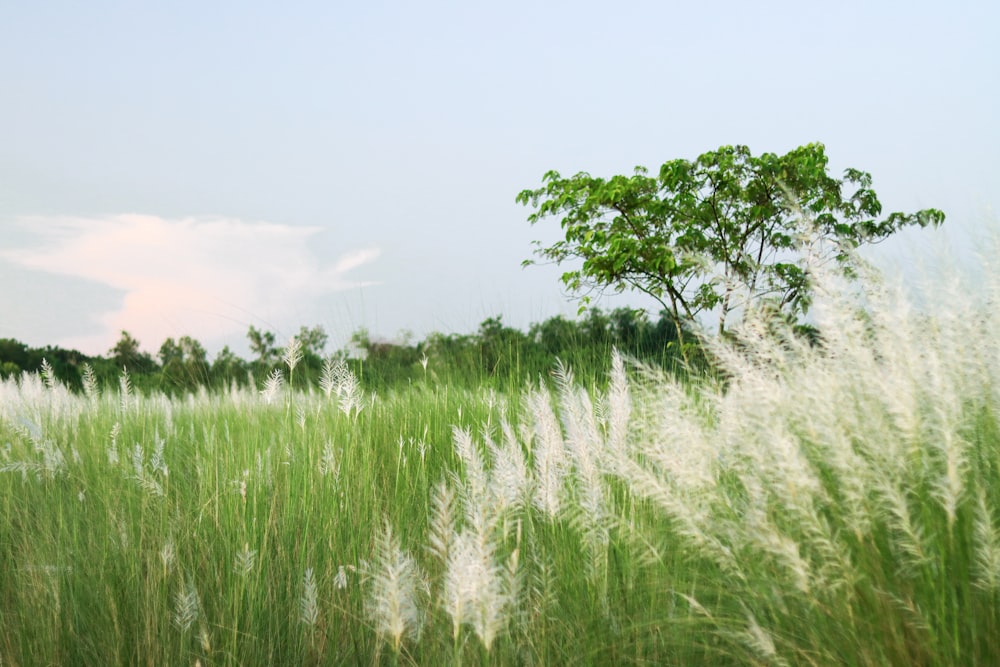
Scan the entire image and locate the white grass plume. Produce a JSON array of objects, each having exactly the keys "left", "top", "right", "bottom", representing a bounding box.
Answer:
[
  {"left": 974, "top": 491, "right": 1000, "bottom": 593},
  {"left": 260, "top": 368, "right": 284, "bottom": 405},
  {"left": 334, "top": 565, "right": 350, "bottom": 590},
  {"left": 81, "top": 363, "right": 99, "bottom": 400},
  {"left": 319, "top": 356, "right": 340, "bottom": 398},
  {"left": 0, "top": 417, "right": 68, "bottom": 480},
  {"left": 107, "top": 422, "right": 121, "bottom": 466},
  {"left": 283, "top": 335, "right": 303, "bottom": 376},
  {"left": 320, "top": 356, "right": 366, "bottom": 417},
  {"left": 234, "top": 544, "right": 256, "bottom": 578},
  {"left": 173, "top": 578, "right": 200, "bottom": 632},
  {"left": 367, "top": 522, "right": 425, "bottom": 652},
  {"left": 525, "top": 388, "right": 567, "bottom": 518},
  {"left": 160, "top": 538, "right": 176, "bottom": 576},
  {"left": 40, "top": 358, "right": 55, "bottom": 390},
  {"left": 130, "top": 443, "right": 164, "bottom": 497},
  {"left": 553, "top": 359, "right": 611, "bottom": 563},
  {"left": 486, "top": 419, "right": 530, "bottom": 513},
  {"left": 441, "top": 529, "right": 509, "bottom": 651},
  {"left": 604, "top": 349, "right": 631, "bottom": 455},
  {"left": 427, "top": 481, "right": 457, "bottom": 565},
  {"left": 738, "top": 612, "right": 789, "bottom": 667},
  {"left": 300, "top": 567, "right": 319, "bottom": 627},
  {"left": 118, "top": 367, "right": 133, "bottom": 414},
  {"left": 319, "top": 441, "right": 339, "bottom": 482},
  {"left": 452, "top": 426, "right": 487, "bottom": 502}
]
